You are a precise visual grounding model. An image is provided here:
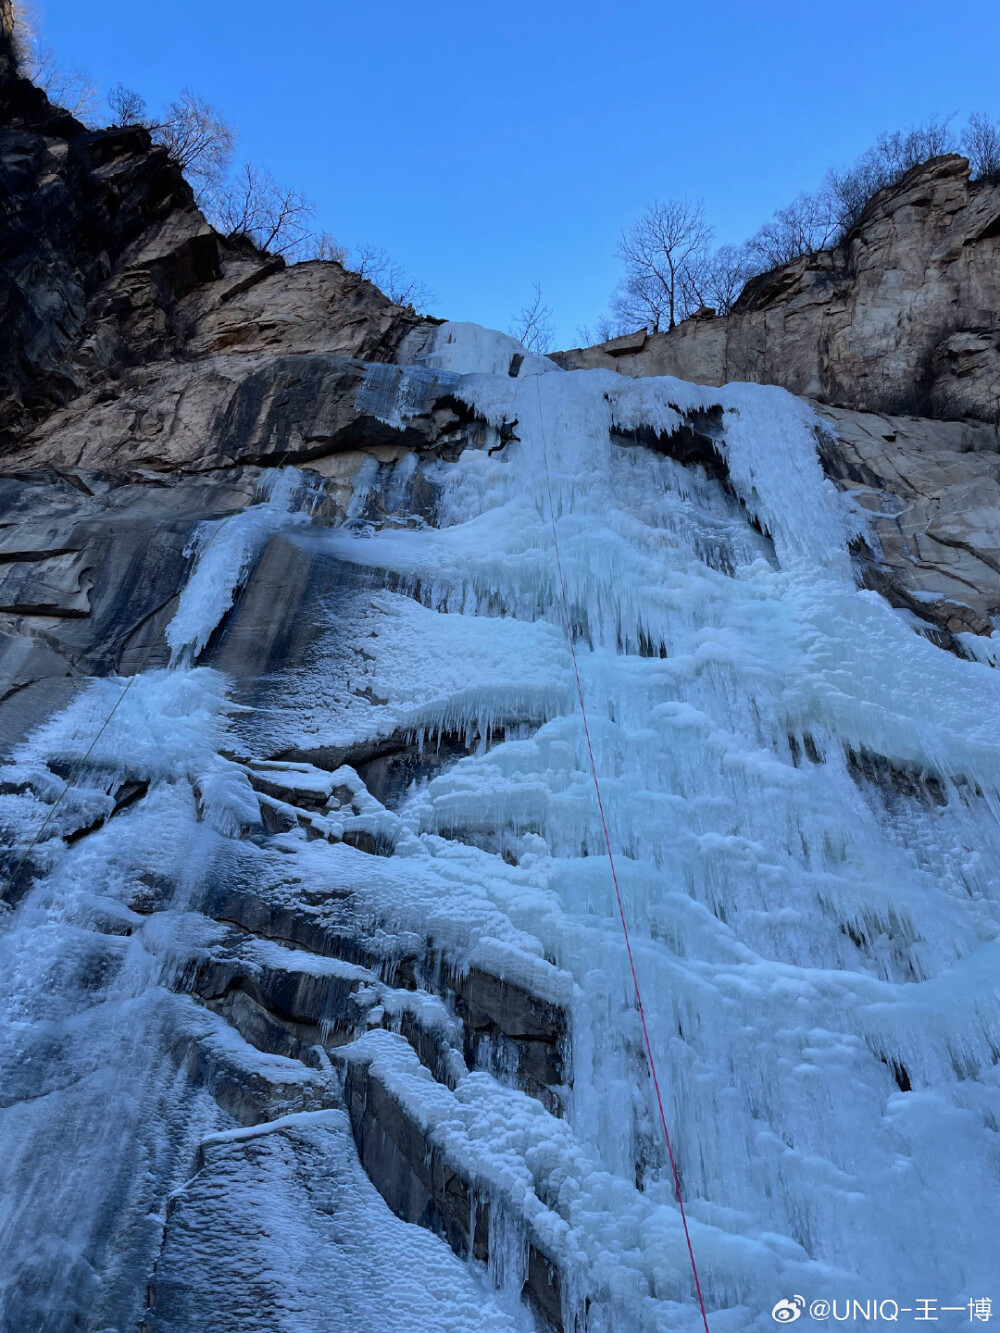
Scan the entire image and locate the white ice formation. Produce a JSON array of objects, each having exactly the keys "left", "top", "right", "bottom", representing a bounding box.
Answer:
[{"left": 1, "top": 321, "right": 998, "bottom": 1332}]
